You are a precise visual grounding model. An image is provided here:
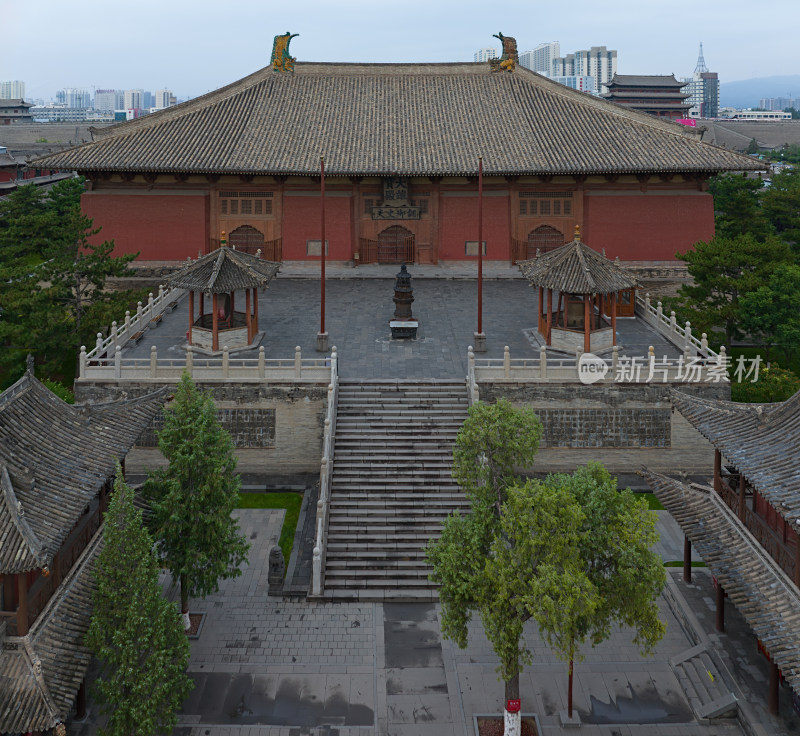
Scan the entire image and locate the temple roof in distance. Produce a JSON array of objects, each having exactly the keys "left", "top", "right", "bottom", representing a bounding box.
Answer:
[
  {"left": 671, "top": 389, "right": 800, "bottom": 525},
  {"left": 33, "top": 62, "right": 762, "bottom": 177},
  {"left": 643, "top": 469, "right": 800, "bottom": 696},
  {"left": 0, "top": 528, "right": 101, "bottom": 733},
  {"left": 517, "top": 229, "right": 639, "bottom": 294},
  {"left": 605, "top": 74, "right": 688, "bottom": 89},
  {"left": 0, "top": 364, "right": 168, "bottom": 574},
  {"left": 165, "top": 246, "right": 280, "bottom": 293}
]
